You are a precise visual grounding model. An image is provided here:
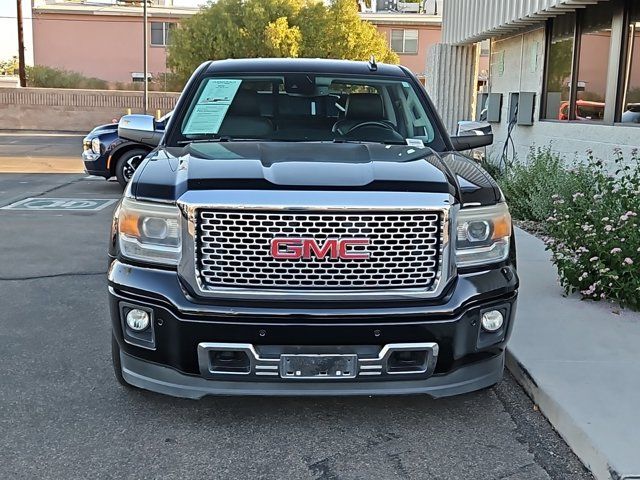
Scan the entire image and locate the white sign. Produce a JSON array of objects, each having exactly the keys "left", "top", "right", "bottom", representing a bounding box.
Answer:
[
  {"left": 1, "top": 197, "right": 117, "bottom": 211},
  {"left": 183, "top": 78, "right": 242, "bottom": 135}
]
